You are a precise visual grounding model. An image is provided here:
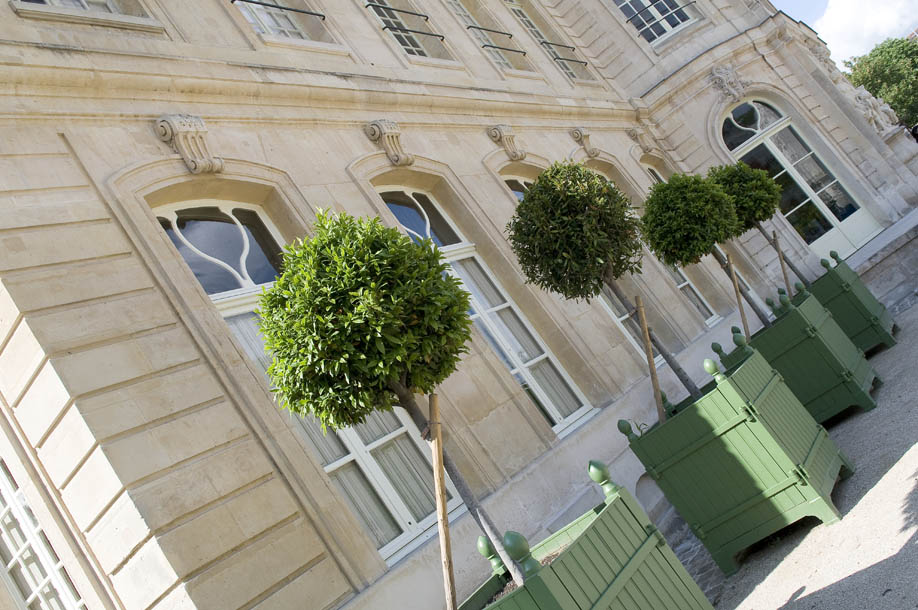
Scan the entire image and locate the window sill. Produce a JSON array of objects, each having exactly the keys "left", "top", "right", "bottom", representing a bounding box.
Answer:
[
  {"left": 502, "top": 67, "right": 545, "bottom": 81},
  {"left": 257, "top": 33, "right": 351, "bottom": 57},
  {"left": 647, "top": 18, "right": 704, "bottom": 53},
  {"left": 9, "top": 1, "right": 165, "bottom": 33},
  {"left": 405, "top": 54, "right": 466, "bottom": 71}
]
